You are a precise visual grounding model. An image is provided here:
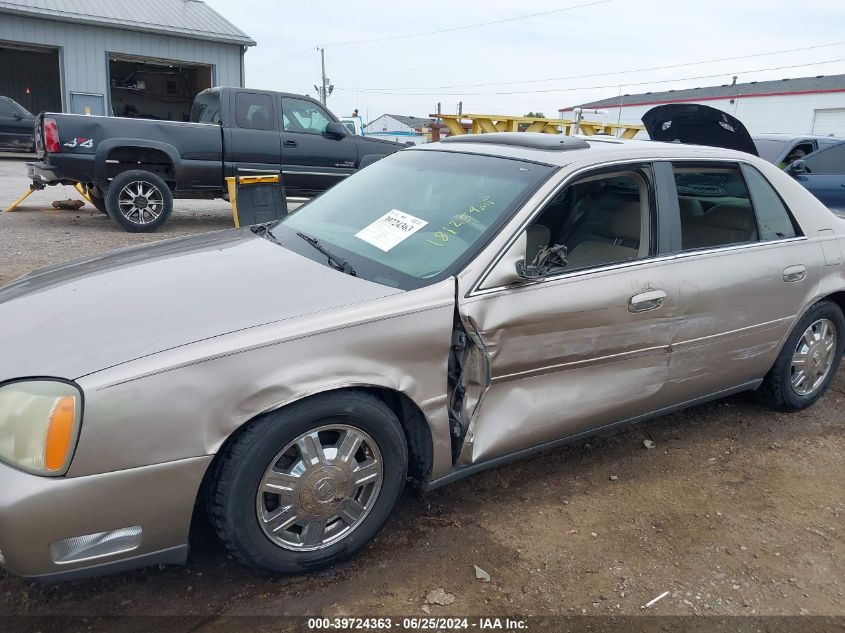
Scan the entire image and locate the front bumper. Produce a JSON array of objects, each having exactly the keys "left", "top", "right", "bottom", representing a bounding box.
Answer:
[{"left": 0, "top": 455, "right": 212, "bottom": 581}]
